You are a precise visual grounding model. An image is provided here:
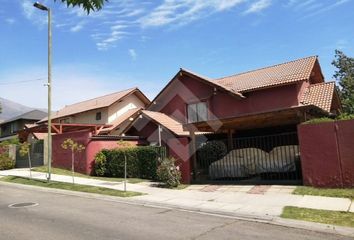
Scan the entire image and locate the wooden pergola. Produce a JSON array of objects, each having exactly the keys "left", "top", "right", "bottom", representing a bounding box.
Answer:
[{"left": 18, "top": 123, "right": 112, "bottom": 142}]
